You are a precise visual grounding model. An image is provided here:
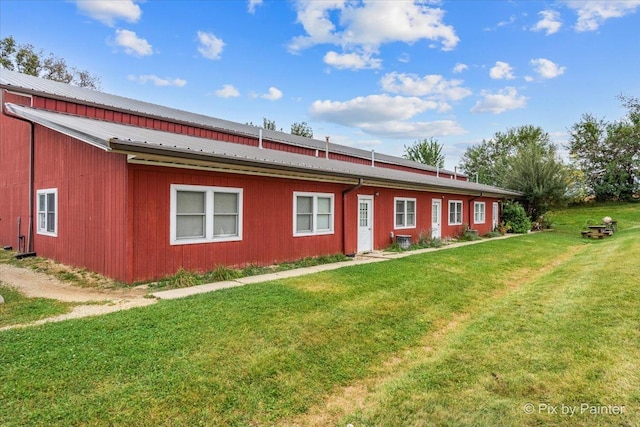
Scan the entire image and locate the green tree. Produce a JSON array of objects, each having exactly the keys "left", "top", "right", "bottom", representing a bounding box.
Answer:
[
  {"left": 291, "top": 121, "right": 313, "bottom": 138},
  {"left": 568, "top": 95, "right": 640, "bottom": 201},
  {"left": 403, "top": 137, "right": 445, "bottom": 169},
  {"left": 0, "top": 36, "right": 100, "bottom": 89},
  {"left": 459, "top": 125, "right": 554, "bottom": 186},
  {"left": 503, "top": 142, "right": 568, "bottom": 219},
  {"left": 263, "top": 117, "right": 276, "bottom": 131}
]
